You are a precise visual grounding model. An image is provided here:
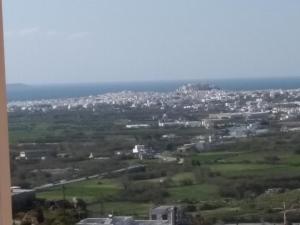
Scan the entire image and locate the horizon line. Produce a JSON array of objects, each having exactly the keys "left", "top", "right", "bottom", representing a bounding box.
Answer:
[{"left": 6, "top": 76, "right": 300, "bottom": 86}]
